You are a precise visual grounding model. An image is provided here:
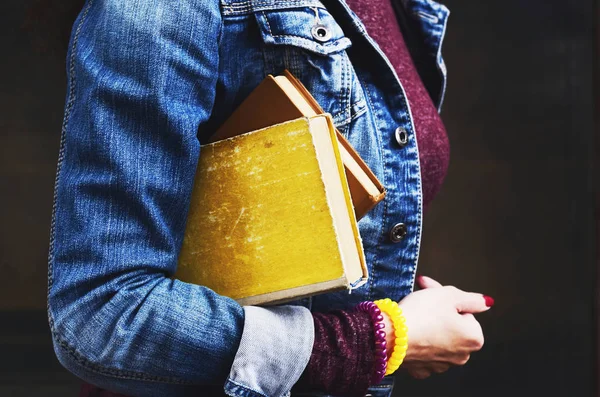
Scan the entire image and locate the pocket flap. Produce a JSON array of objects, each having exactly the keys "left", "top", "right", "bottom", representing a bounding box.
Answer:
[{"left": 255, "top": 7, "right": 352, "bottom": 56}]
